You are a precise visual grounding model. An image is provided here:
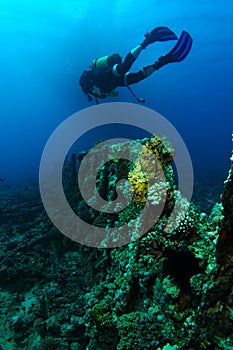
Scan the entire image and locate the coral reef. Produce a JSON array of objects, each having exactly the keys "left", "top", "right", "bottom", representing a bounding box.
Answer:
[{"left": 0, "top": 134, "right": 233, "bottom": 349}]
